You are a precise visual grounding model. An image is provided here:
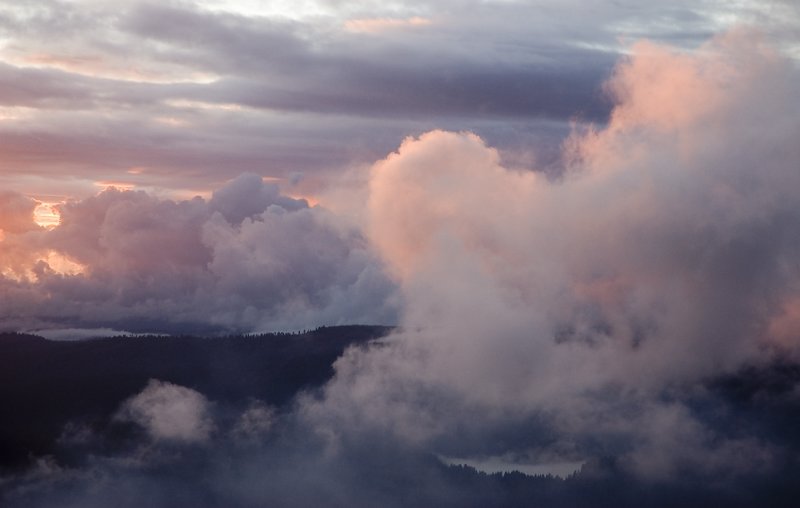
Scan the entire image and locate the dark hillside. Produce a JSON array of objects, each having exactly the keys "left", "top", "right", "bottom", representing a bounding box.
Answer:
[{"left": 0, "top": 326, "right": 392, "bottom": 472}]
